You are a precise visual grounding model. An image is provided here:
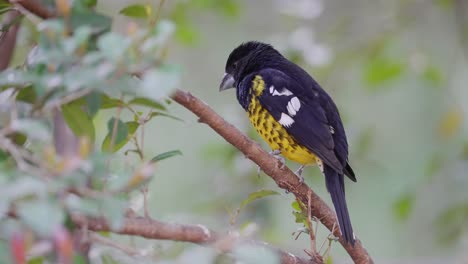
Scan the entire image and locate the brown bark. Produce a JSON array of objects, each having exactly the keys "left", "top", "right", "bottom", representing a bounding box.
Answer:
[
  {"left": 71, "top": 214, "right": 320, "bottom": 264},
  {"left": 0, "top": 10, "right": 22, "bottom": 70},
  {"left": 172, "top": 90, "right": 374, "bottom": 264},
  {"left": 12, "top": 0, "right": 55, "bottom": 19}
]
